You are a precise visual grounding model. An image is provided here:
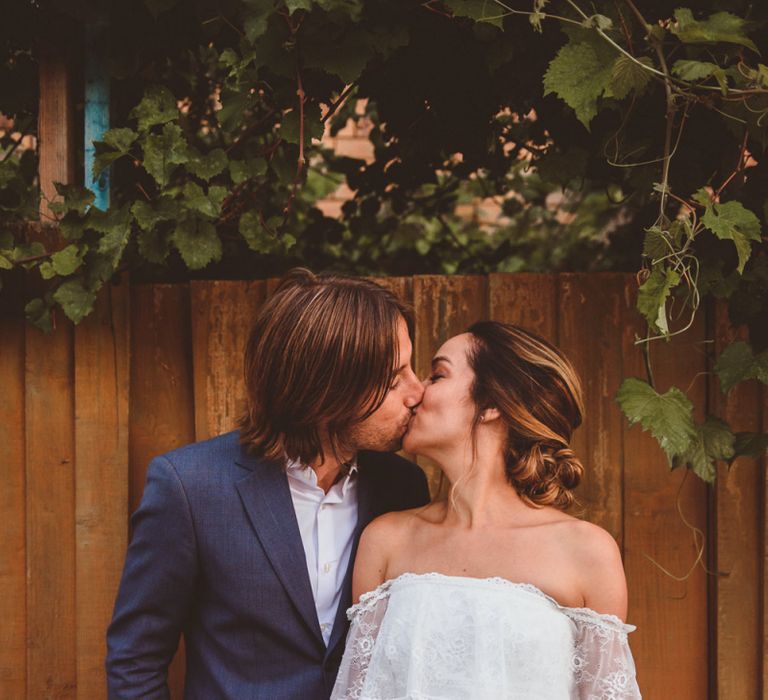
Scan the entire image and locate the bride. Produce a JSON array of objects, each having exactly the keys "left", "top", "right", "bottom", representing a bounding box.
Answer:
[{"left": 331, "top": 321, "right": 641, "bottom": 699}]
